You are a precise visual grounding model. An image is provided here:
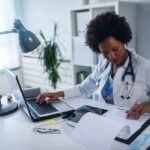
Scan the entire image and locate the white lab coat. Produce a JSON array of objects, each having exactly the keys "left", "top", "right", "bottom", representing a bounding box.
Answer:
[{"left": 64, "top": 51, "right": 150, "bottom": 107}]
